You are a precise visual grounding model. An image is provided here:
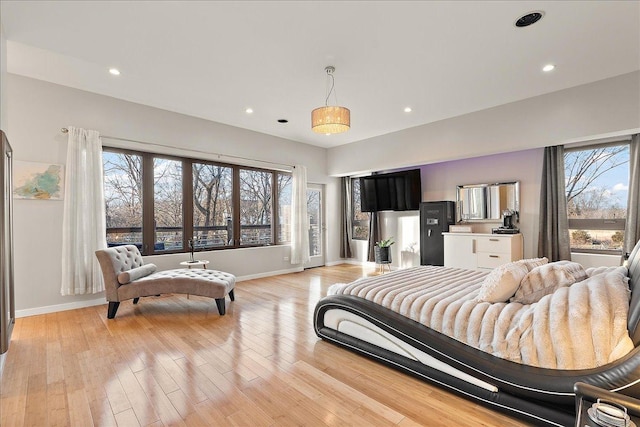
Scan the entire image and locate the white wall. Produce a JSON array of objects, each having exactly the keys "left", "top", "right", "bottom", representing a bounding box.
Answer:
[
  {"left": 328, "top": 71, "right": 640, "bottom": 177},
  {"left": 7, "top": 74, "right": 335, "bottom": 314}
]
